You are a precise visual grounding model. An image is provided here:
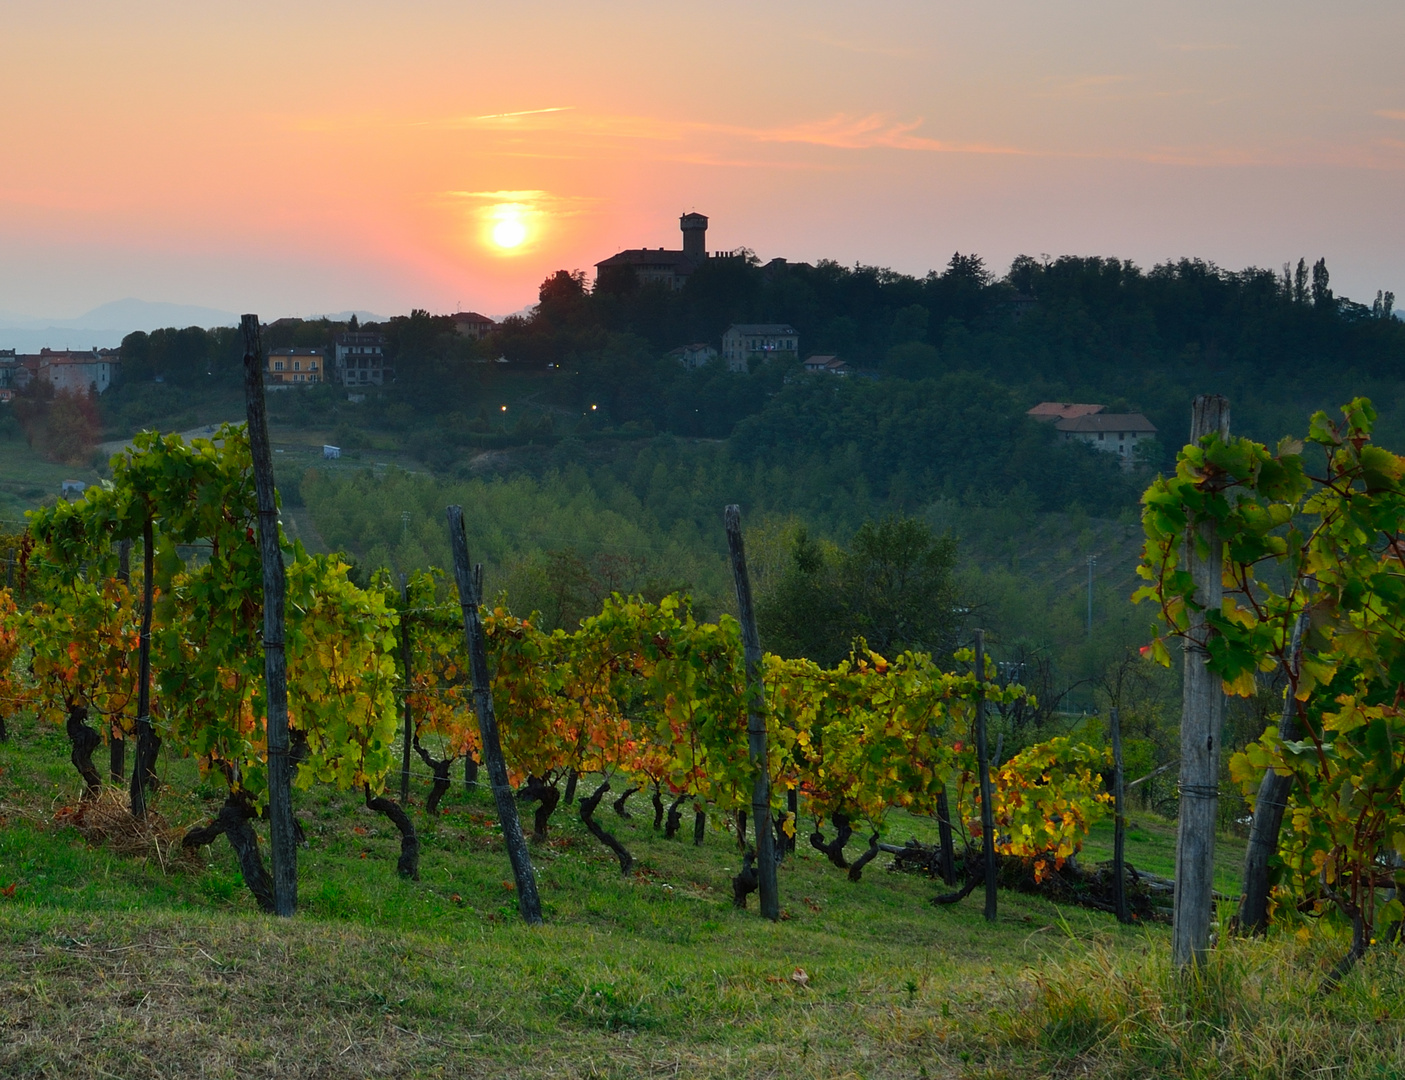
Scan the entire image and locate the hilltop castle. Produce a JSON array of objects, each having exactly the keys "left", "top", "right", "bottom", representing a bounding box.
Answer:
[{"left": 595, "top": 213, "right": 731, "bottom": 291}]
